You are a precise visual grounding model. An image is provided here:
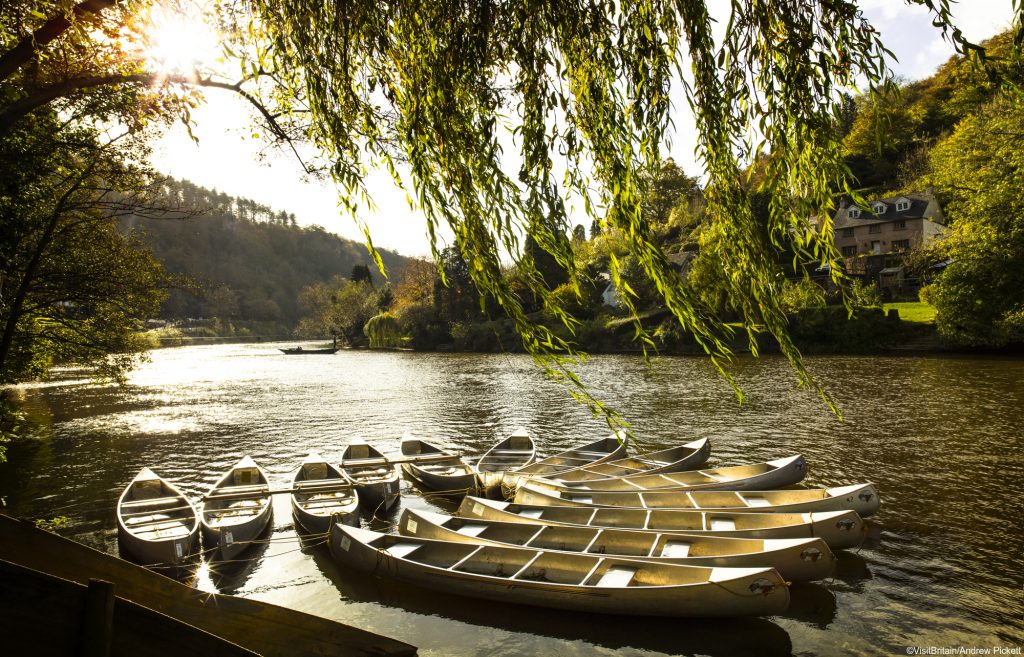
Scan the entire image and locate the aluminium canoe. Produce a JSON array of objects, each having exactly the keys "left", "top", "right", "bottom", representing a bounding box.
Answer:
[
  {"left": 399, "top": 434, "right": 477, "bottom": 493},
  {"left": 515, "top": 482, "right": 881, "bottom": 517},
  {"left": 340, "top": 438, "right": 401, "bottom": 514},
  {"left": 200, "top": 456, "right": 274, "bottom": 561},
  {"left": 532, "top": 455, "right": 807, "bottom": 492},
  {"left": 399, "top": 508, "right": 835, "bottom": 581},
  {"left": 553, "top": 438, "right": 712, "bottom": 482},
  {"left": 457, "top": 496, "right": 865, "bottom": 550},
  {"left": 116, "top": 467, "right": 200, "bottom": 568},
  {"left": 328, "top": 523, "right": 789, "bottom": 617},
  {"left": 474, "top": 428, "right": 537, "bottom": 494},
  {"left": 291, "top": 452, "right": 360, "bottom": 534},
  {"left": 499, "top": 433, "right": 629, "bottom": 490}
]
